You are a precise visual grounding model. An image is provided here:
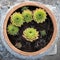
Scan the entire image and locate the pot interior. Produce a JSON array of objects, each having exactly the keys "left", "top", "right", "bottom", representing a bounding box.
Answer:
[{"left": 6, "top": 5, "right": 54, "bottom": 52}]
